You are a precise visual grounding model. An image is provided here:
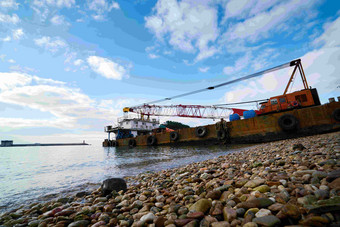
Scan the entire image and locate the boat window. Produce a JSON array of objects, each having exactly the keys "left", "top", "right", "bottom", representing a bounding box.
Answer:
[
  {"left": 270, "top": 99, "right": 278, "bottom": 105},
  {"left": 279, "top": 98, "right": 286, "bottom": 103},
  {"left": 301, "top": 94, "right": 307, "bottom": 102},
  {"left": 260, "top": 105, "right": 266, "bottom": 109}
]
